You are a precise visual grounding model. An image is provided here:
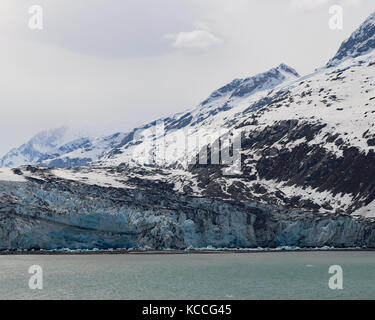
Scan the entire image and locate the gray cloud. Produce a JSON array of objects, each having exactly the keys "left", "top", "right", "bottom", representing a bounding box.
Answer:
[{"left": 165, "top": 23, "right": 223, "bottom": 51}]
